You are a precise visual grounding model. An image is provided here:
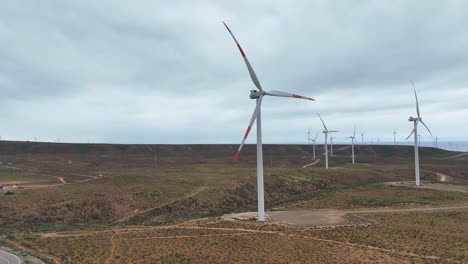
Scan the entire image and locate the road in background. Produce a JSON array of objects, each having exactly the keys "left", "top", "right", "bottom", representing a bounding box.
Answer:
[{"left": 0, "top": 249, "right": 22, "bottom": 264}]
